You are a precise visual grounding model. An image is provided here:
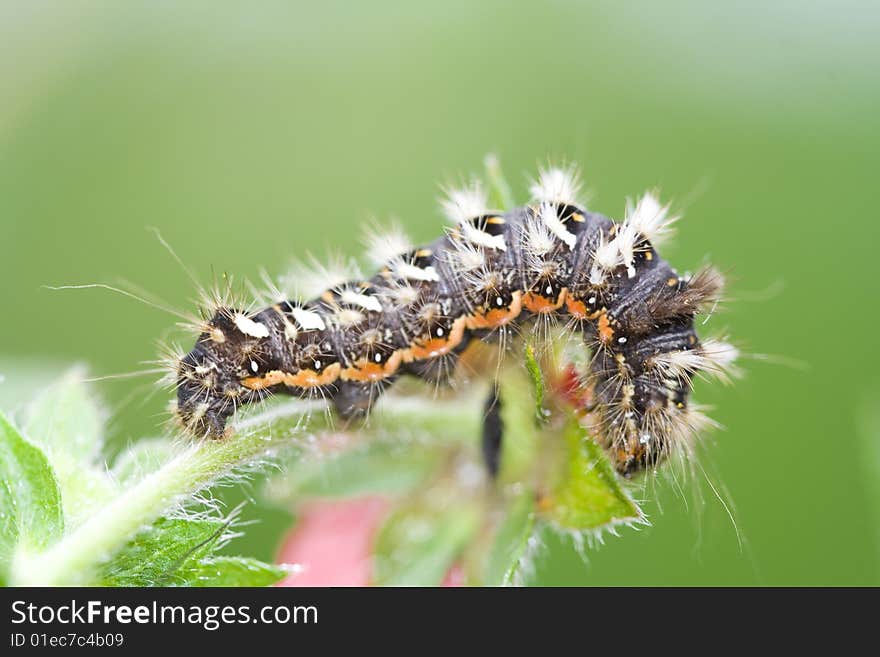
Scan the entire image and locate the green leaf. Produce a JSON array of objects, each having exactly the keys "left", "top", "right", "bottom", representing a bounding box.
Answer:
[
  {"left": 176, "top": 556, "right": 287, "bottom": 587},
  {"left": 496, "top": 369, "right": 542, "bottom": 484},
  {"left": 100, "top": 515, "right": 285, "bottom": 587},
  {"left": 541, "top": 417, "right": 641, "bottom": 531},
  {"left": 98, "top": 517, "right": 228, "bottom": 586},
  {"left": 523, "top": 344, "right": 547, "bottom": 423},
  {"left": 24, "top": 366, "right": 104, "bottom": 460},
  {"left": 373, "top": 501, "right": 480, "bottom": 586},
  {"left": 111, "top": 438, "right": 176, "bottom": 486},
  {"left": 0, "top": 412, "right": 64, "bottom": 580},
  {"left": 23, "top": 367, "right": 115, "bottom": 525},
  {"left": 369, "top": 392, "right": 484, "bottom": 445},
  {"left": 484, "top": 491, "right": 536, "bottom": 586},
  {"left": 268, "top": 442, "right": 443, "bottom": 502},
  {"left": 0, "top": 358, "right": 66, "bottom": 412}
]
